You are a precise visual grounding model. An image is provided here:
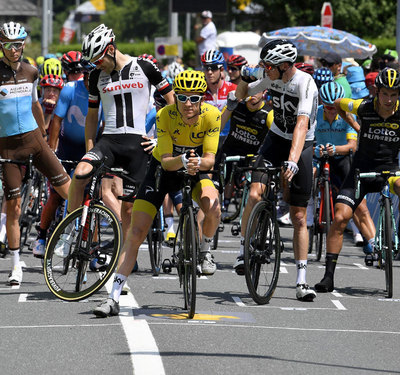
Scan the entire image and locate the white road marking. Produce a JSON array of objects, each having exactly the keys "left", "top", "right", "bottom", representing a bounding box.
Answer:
[
  {"left": 353, "top": 263, "right": 368, "bottom": 270},
  {"left": 331, "top": 299, "right": 347, "bottom": 310},
  {"left": 378, "top": 298, "right": 400, "bottom": 302},
  {"left": 105, "top": 278, "right": 165, "bottom": 375},
  {"left": 232, "top": 296, "right": 246, "bottom": 307},
  {"left": 280, "top": 267, "right": 288, "bottom": 274},
  {"left": 331, "top": 291, "right": 343, "bottom": 297},
  {"left": 18, "top": 293, "right": 28, "bottom": 302},
  {"left": 148, "top": 321, "right": 400, "bottom": 336}
]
